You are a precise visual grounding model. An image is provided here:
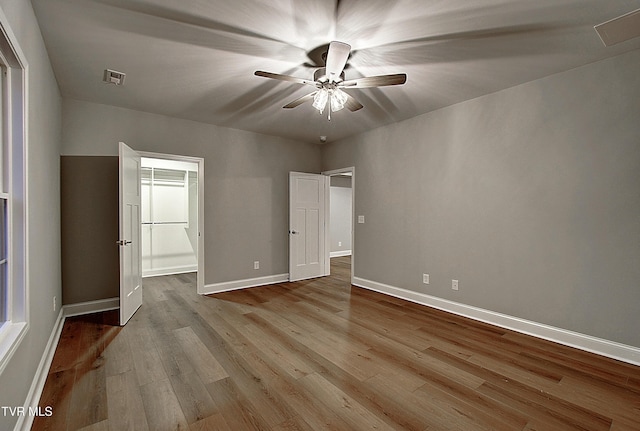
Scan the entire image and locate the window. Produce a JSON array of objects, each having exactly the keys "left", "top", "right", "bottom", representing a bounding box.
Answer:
[
  {"left": 0, "top": 62, "right": 5, "bottom": 328},
  {"left": 0, "top": 12, "right": 28, "bottom": 375}
]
